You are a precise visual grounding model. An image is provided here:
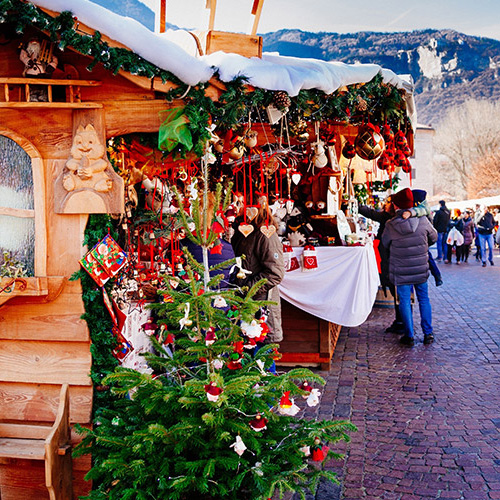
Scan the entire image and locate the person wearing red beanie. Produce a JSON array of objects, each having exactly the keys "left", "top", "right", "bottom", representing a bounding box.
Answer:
[
  {"left": 391, "top": 188, "right": 414, "bottom": 210},
  {"left": 382, "top": 192, "right": 438, "bottom": 346}
]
